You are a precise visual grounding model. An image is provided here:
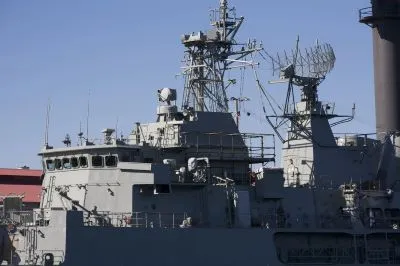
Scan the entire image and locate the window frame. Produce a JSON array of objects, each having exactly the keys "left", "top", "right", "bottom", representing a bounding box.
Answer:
[
  {"left": 79, "top": 156, "right": 88, "bottom": 168},
  {"left": 91, "top": 155, "right": 104, "bottom": 168},
  {"left": 46, "top": 159, "right": 55, "bottom": 171},
  {"left": 62, "top": 157, "right": 71, "bottom": 169},
  {"left": 105, "top": 155, "right": 118, "bottom": 167},
  {"left": 54, "top": 158, "right": 63, "bottom": 170},
  {"left": 71, "top": 157, "right": 79, "bottom": 168}
]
